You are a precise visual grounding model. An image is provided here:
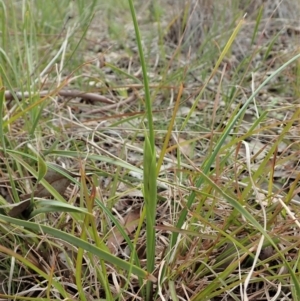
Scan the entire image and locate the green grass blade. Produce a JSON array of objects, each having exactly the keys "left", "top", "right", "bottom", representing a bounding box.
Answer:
[
  {"left": 172, "top": 51, "right": 300, "bottom": 248},
  {"left": 0, "top": 214, "right": 156, "bottom": 282}
]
